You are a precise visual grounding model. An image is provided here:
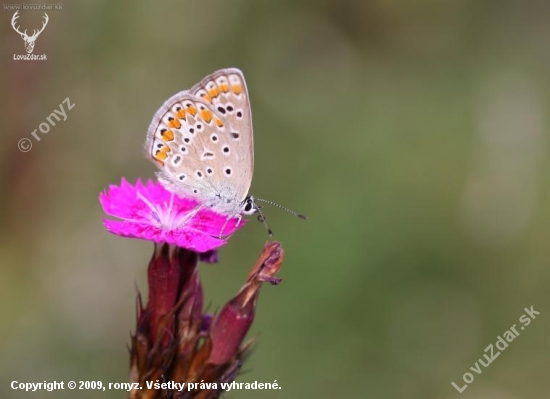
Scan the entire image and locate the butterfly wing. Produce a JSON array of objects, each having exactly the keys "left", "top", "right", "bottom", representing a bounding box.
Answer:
[
  {"left": 189, "top": 68, "right": 254, "bottom": 200},
  {"left": 145, "top": 92, "right": 246, "bottom": 214}
]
